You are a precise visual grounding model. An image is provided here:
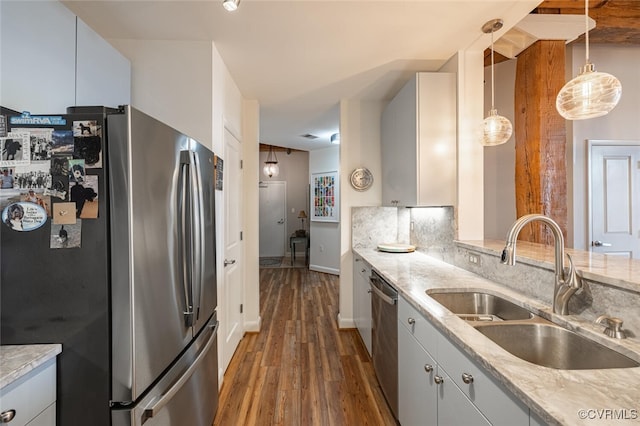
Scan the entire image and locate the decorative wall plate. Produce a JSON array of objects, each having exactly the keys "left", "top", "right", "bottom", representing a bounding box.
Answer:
[{"left": 350, "top": 167, "right": 373, "bottom": 191}]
